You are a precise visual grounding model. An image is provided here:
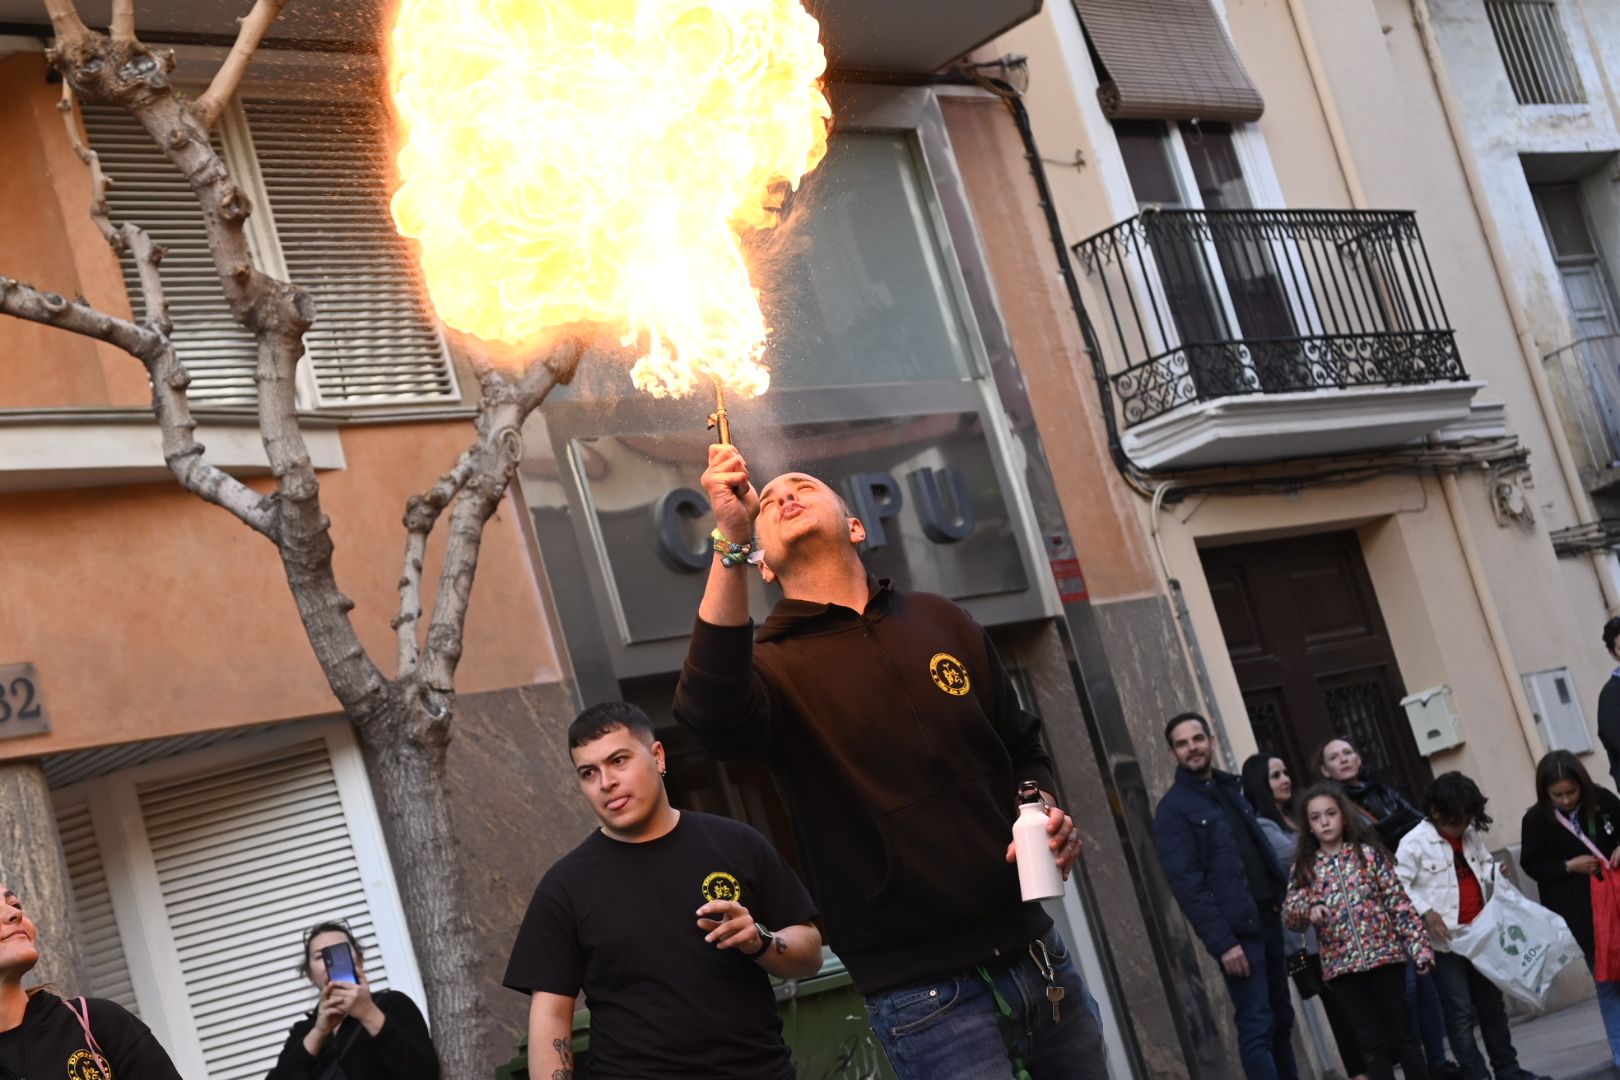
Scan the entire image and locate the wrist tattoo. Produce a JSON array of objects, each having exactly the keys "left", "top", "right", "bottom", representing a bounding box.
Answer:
[
  {"left": 552, "top": 1037, "right": 574, "bottom": 1079},
  {"left": 773, "top": 935, "right": 788, "bottom": 955}
]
